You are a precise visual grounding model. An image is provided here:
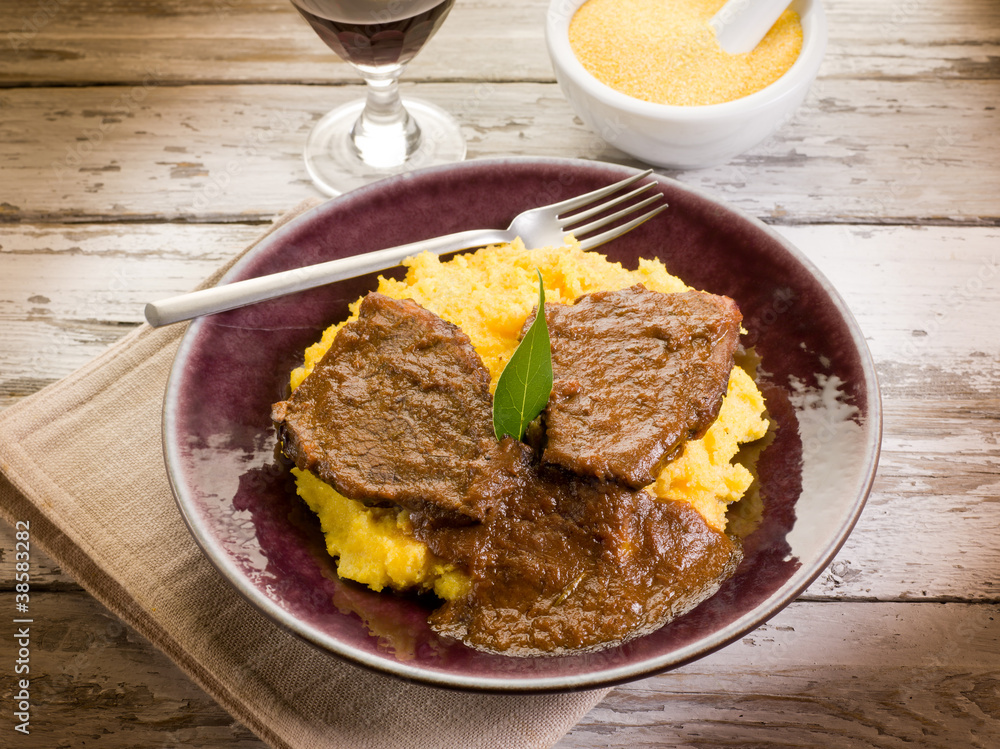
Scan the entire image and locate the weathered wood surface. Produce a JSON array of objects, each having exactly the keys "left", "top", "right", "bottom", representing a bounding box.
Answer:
[
  {"left": 3, "top": 592, "right": 265, "bottom": 748},
  {"left": 1, "top": 0, "right": 999, "bottom": 745},
  {"left": 1, "top": 79, "right": 997, "bottom": 224},
  {"left": 0, "top": 0, "right": 550, "bottom": 86},
  {"left": 1, "top": 0, "right": 997, "bottom": 85},
  {"left": 2, "top": 592, "right": 997, "bottom": 748},
  {"left": 559, "top": 600, "right": 1000, "bottom": 749}
]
